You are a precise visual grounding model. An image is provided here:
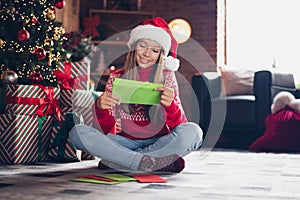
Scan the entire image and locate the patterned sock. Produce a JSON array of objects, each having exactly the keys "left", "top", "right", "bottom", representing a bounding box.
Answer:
[
  {"left": 137, "top": 154, "right": 180, "bottom": 172},
  {"left": 155, "top": 157, "right": 185, "bottom": 173}
]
